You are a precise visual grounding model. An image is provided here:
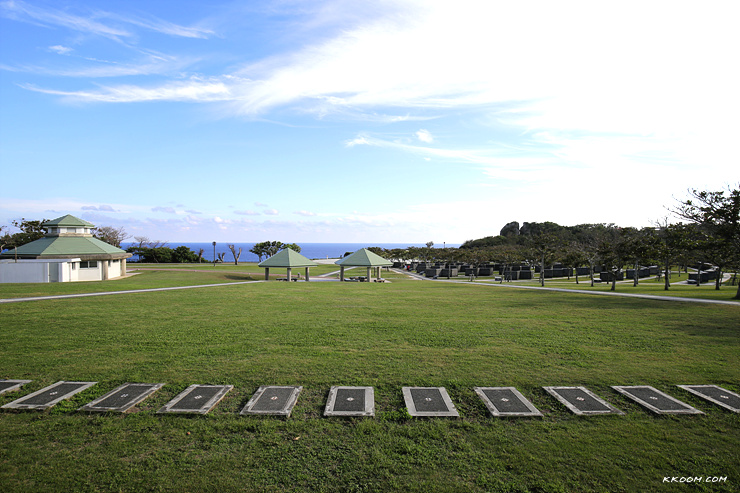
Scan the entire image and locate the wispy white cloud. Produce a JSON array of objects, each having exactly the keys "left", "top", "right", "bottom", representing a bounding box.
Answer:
[
  {"left": 1, "top": 0, "right": 211, "bottom": 40},
  {"left": 49, "top": 45, "right": 73, "bottom": 55},
  {"left": 151, "top": 206, "right": 177, "bottom": 214},
  {"left": 100, "top": 11, "right": 213, "bottom": 39},
  {"left": 9, "top": 55, "right": 198, "bottom": 78},
  {"left": 1, "top": 0, "right": 130, "bottom": 40},
  {"left": 346, "top": 133, "right": 548, "bottom": 171},
  {"left": 263, "top": 209, "right": 279, "bottom": 215},
  {"left": 26, "top": 0, "right": 736, "bottom": 152},
  {"left": 0, "top": 197, "right": 148, "bottom": 216},
  {"left": 22, "top": 78, "right": 232, "bottom": 102},
  {"left": 235, "top": 210, "right": 261, "bottom": 216},
  {"left": 82, "top": 204, "right": 117, "bottom": 212},
  {"left": 294, "top": 210, "right": 316, "bottom": 217}
]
